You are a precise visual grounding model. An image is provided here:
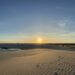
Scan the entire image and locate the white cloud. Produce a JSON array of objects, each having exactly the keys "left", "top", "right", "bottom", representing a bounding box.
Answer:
[{"left": 58, "top": 22, "right": 66, "bottom": 27}]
